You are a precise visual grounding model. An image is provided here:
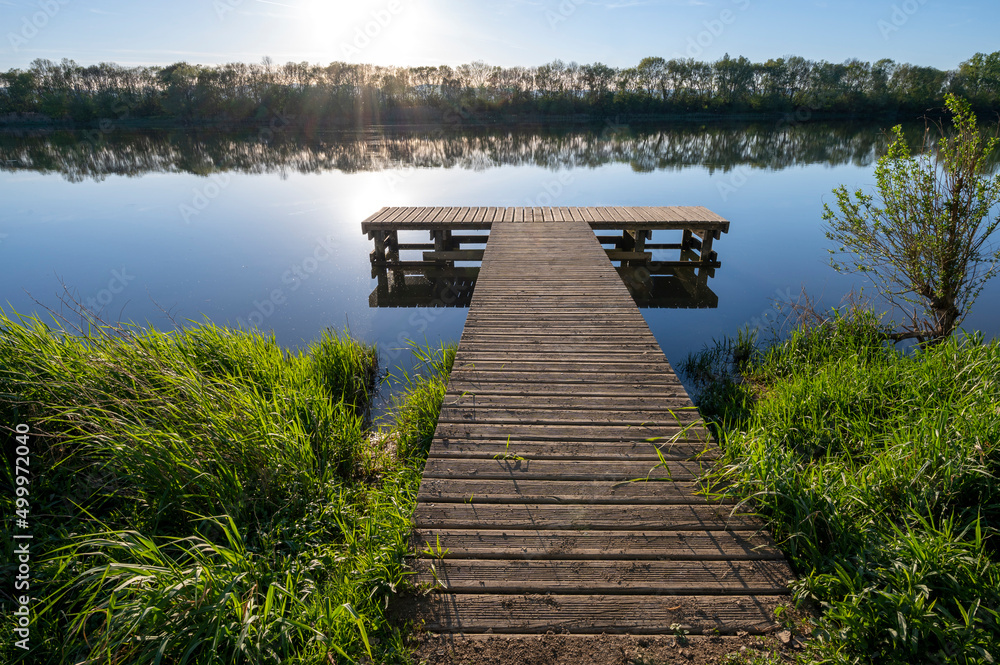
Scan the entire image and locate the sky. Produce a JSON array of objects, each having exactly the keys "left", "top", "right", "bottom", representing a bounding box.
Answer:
[{"left": 0, "top": 0, "right": 996, "bottom": 72}]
